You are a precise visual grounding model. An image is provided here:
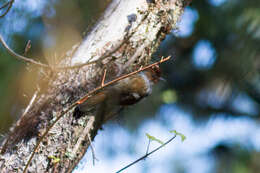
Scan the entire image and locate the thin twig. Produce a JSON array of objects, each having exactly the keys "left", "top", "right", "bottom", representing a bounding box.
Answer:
[
  {"left": 101, "top": 69, "right": 107, "bottom": 87},
  {"left": 87, "top": 134, "right": 98, "bottom": 165},
  {"left": 22, "top": 56, "right": 170, "bottom": 173},
  {"left": 145, "top": 139, "right": 151, "bottom": 155},
  {"left": 20, "top": 91, "right": 38, "bottom": 119},
  {"left": 0, "top": 0, "right": 14, "bottom": 18},
  {"left": 0, "top": 1, "right": 10, "bottom": 10},
  {"left": 116, "top": 134, "right": 177, "bottom": 173},
  {"left": 0, "top": 33, "right": 131, "bottom": 70},
  {"left": 0, "top": 35, "right": 50, "bottom": 68},
  {"left": 77, "top": 56, "right": 170, "bottom": 105},
  {"left": 24, "top": 40, "right": 31, "bottom": 55}
]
